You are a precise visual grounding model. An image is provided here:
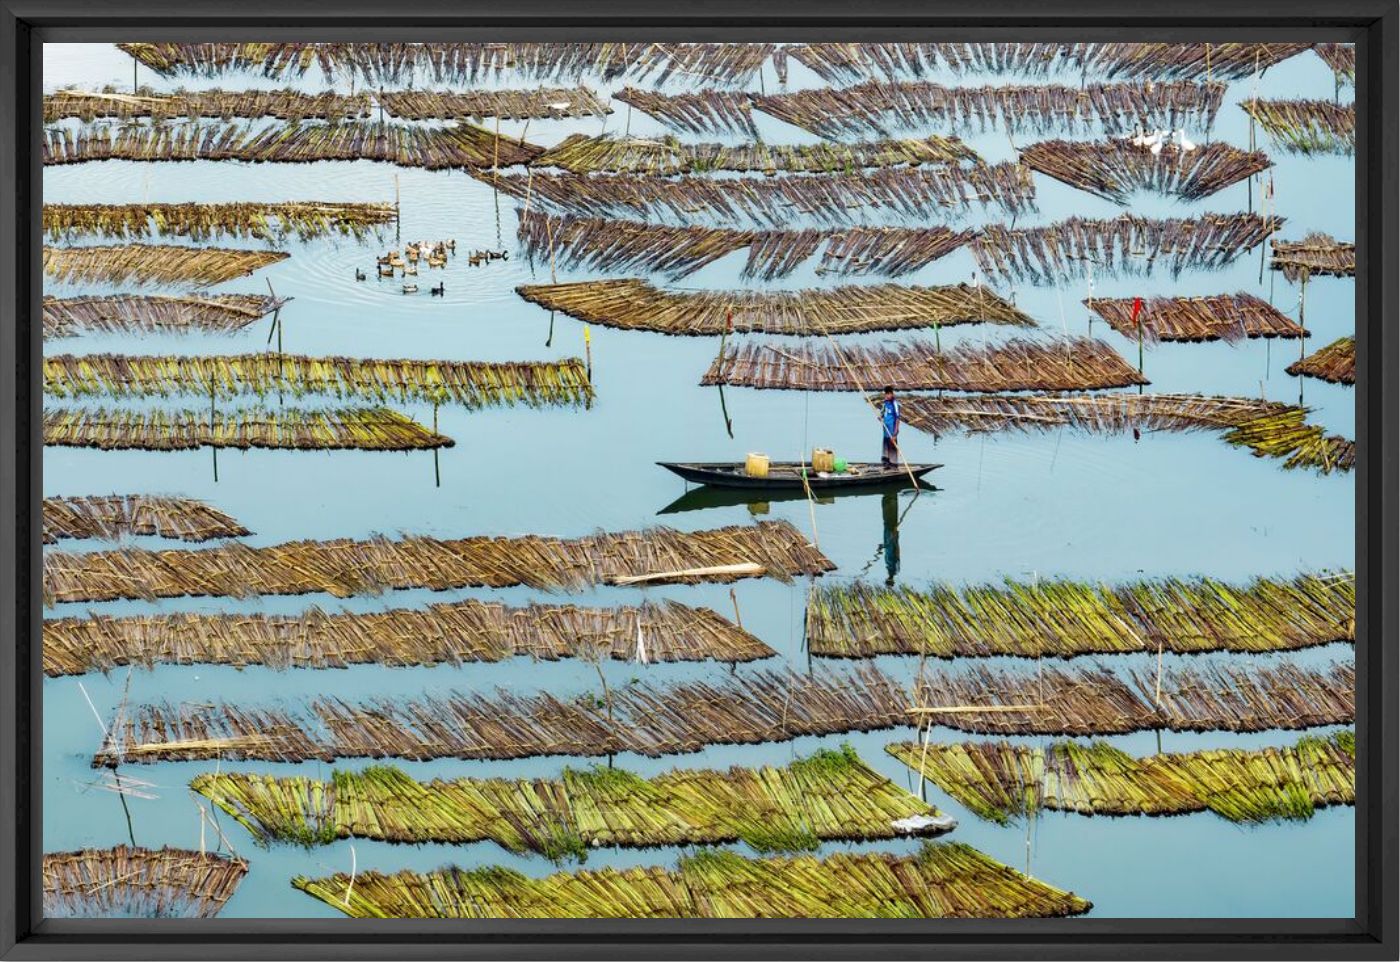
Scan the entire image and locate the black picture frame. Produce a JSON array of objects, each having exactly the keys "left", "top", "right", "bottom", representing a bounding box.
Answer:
[{"left": 2, "top": 3, "right": 1395, "bottom": 958}]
